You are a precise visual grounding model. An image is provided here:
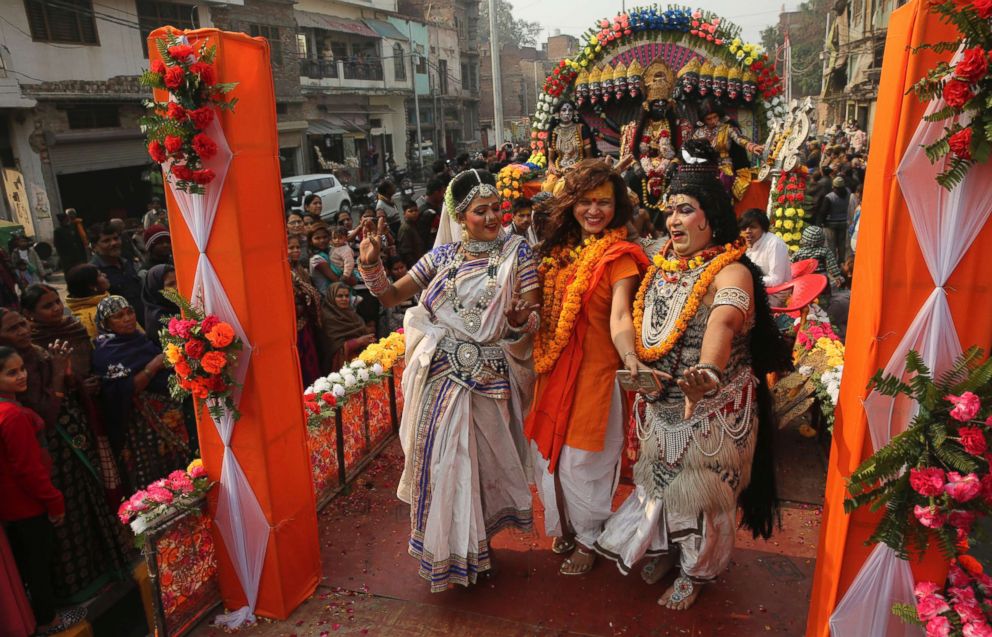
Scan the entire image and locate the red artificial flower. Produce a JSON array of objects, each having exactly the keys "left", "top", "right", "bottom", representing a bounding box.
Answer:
[
  {"left": 167, "top": 44, "right": 195, "bottom": 61},
  {"left": 321, "top": 392, "right": 336, "bottom": 406},
  {"left": 959, "top": 425, "right": 987, "bottom": 455},
  {"left": 943, "top": 78, "right": 974, "bottom": 108},
  {"left": 163, "top": 135, "right": 183, "bottom": 154},
  {"left": 956, "top": 46, "right": 989, "bottom": 83},
  {"left": 189, "top": 61, "right": 217, "bottom": 86},
  {"left": 148, "top": 140, "right": 167, "bottom": 163},
  {"left": 949, "top": 127, "right": 974, "bottom": 160},
  {"left": 150, "top": 59, "right": 167, "bottom": 75},
  {"left": 203, "top": 374, "right": 228, "bottom": 392},
  {"left": 192, "top": 169, "right": 216, "bottom": 185},
  {"left": 164, "top": 66, "right": 185, "bottom": 89},
  {"left": 172, "top": 164, "right": 194, "bottom": 181},
  {"left": 166, "top": 102, "right": 186, "bottom": 122},
  {"left": 192, "top": 133, "right": 217, "bottom": 160},
  {"left": 972, "top": 0, "right": 992, "bottom": 19},
  {"left": 201, "top": 315, "right": 220, "bottom": 335},
  {"left": 184, "top": 339, "right": 206, "bottom": 360},
  {"left": 189, "top": 107, "right": 214, "bottom": 130}
]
